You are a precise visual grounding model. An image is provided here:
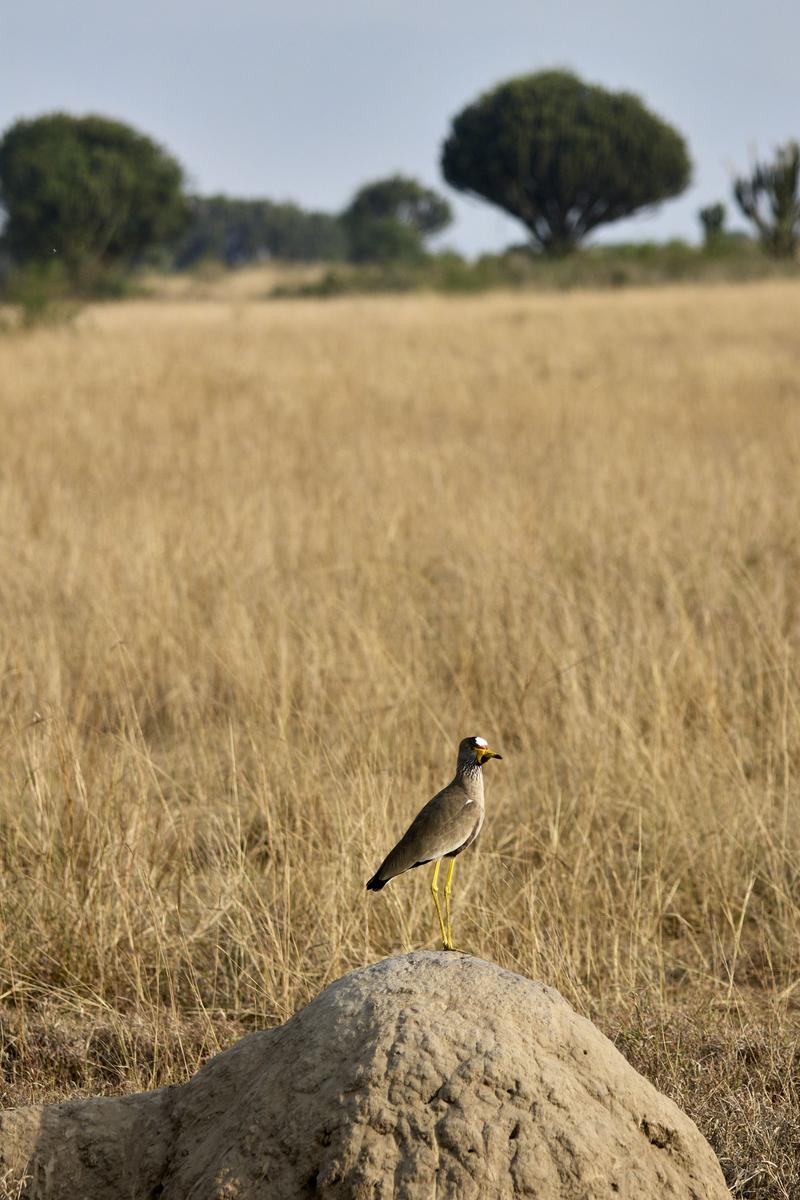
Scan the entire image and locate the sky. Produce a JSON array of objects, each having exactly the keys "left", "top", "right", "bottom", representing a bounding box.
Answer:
[{"left": 3, "top": 0, "right": 798, "bottom": 255}]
